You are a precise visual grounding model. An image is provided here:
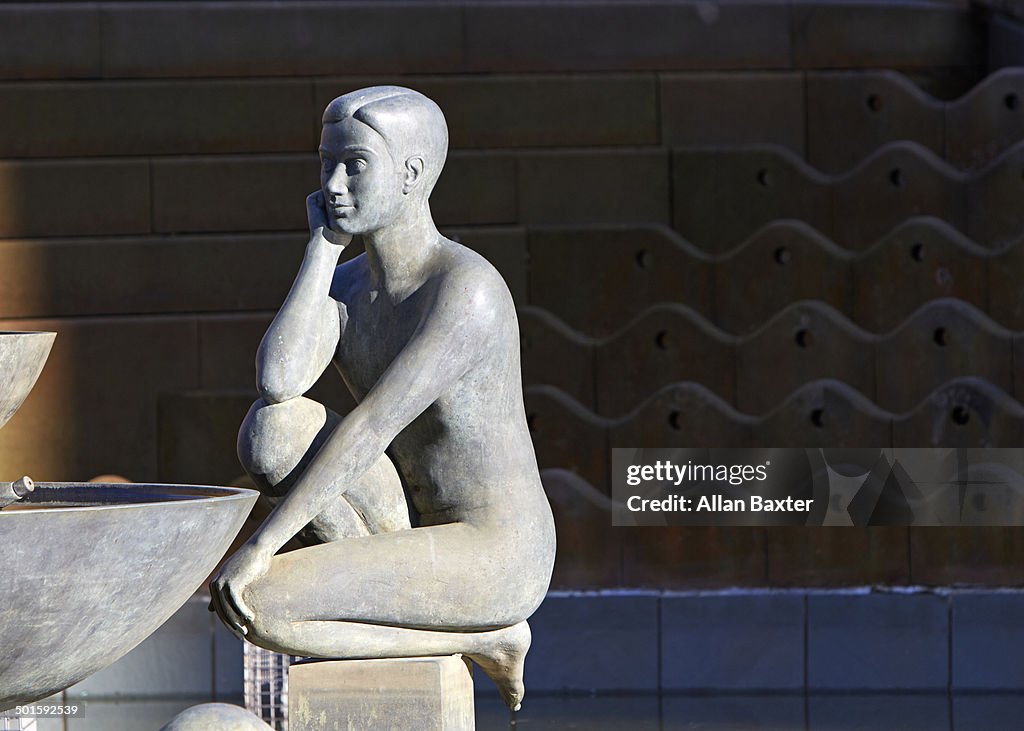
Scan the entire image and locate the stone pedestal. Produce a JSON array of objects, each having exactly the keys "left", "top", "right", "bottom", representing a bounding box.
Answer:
[{"left": 287, "top": 655, "right": 475, "bottom": 731}]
